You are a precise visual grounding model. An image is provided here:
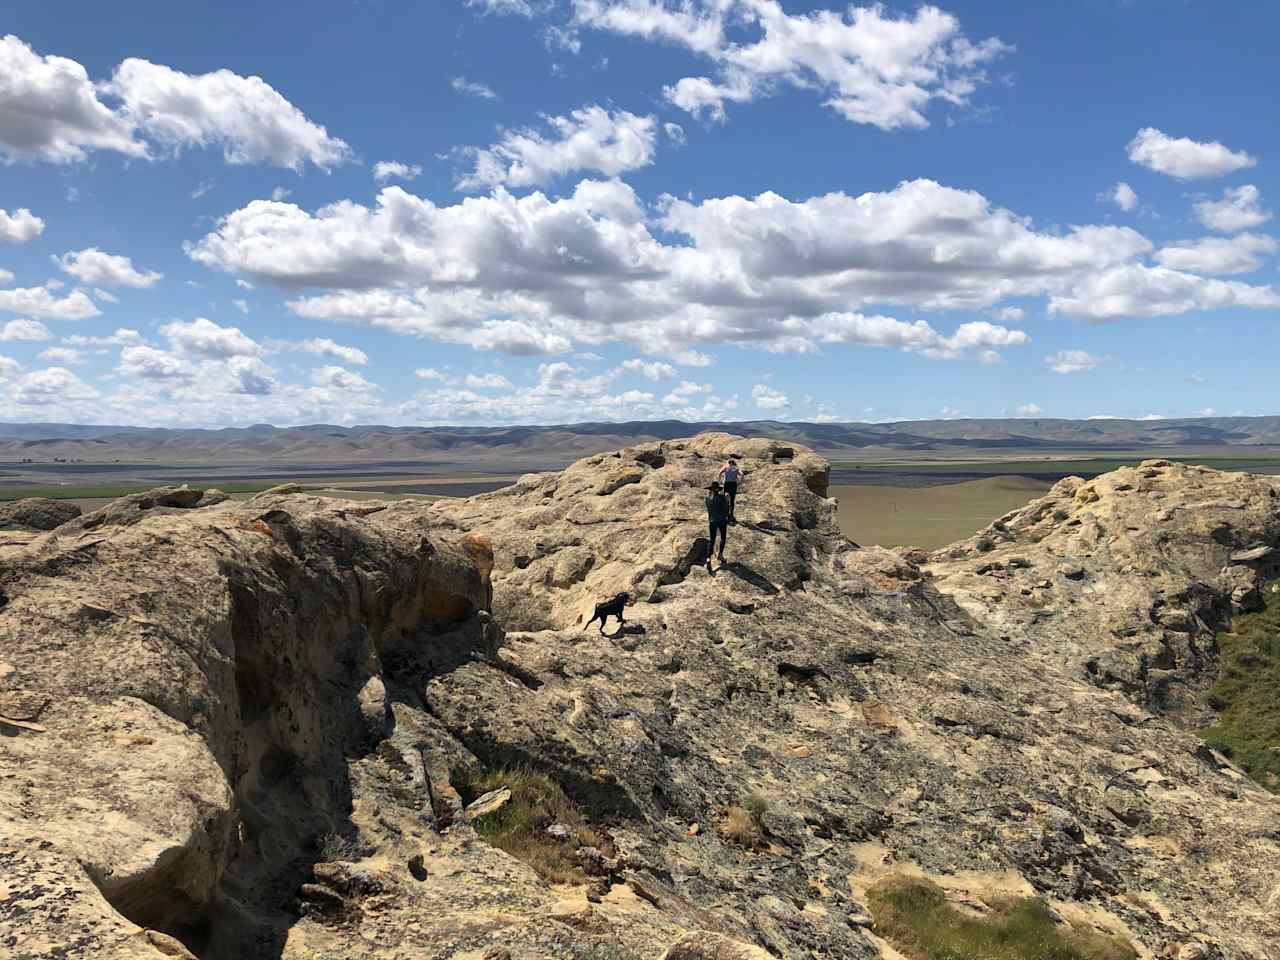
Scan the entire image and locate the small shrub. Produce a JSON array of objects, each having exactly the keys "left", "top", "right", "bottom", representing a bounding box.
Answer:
[
  {"left": 744, "top": 791, "right": 769, "bottom": 823},
  {"left": 975, "top": 536, "right": 995, "bottom": 553},
  {"left": 1053, "top": 509, "right": 1070, "bottom": 521},
  {"left": 721, "top": 805, "right": 765, "bottom": 850},
  {"left": 452, "top": 767, "right": 612, "bottom": 883},
  {"left": 866, "top": 875, "right": 1137, "bottom": 960}
]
